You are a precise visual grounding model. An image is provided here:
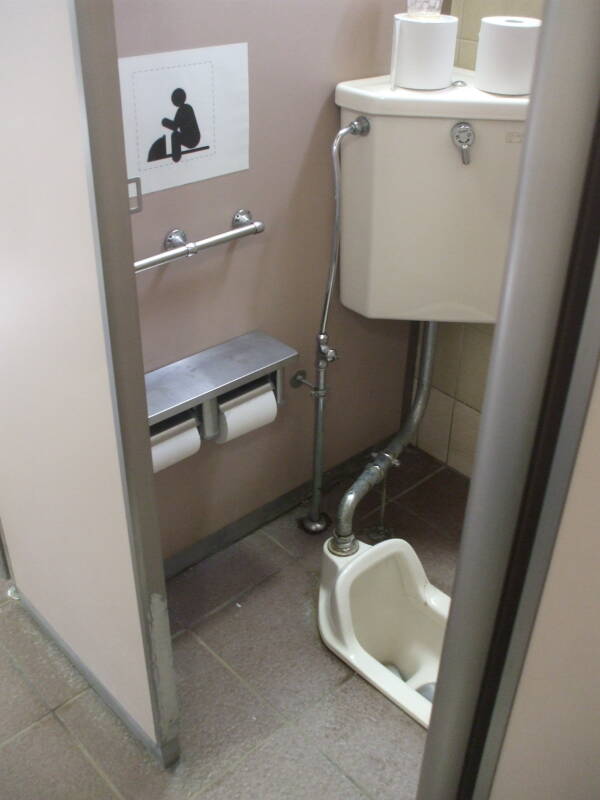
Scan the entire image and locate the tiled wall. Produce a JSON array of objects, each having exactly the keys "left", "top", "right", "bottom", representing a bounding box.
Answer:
[
  {"left": 415, "top": 0, "right": 544, "bottom": 476},
  {"left": 453, "top": 0, "right": 545, "bottom": 68},
  {"left": 416, "top": 323, "right": 493, "bottom": 476}
]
